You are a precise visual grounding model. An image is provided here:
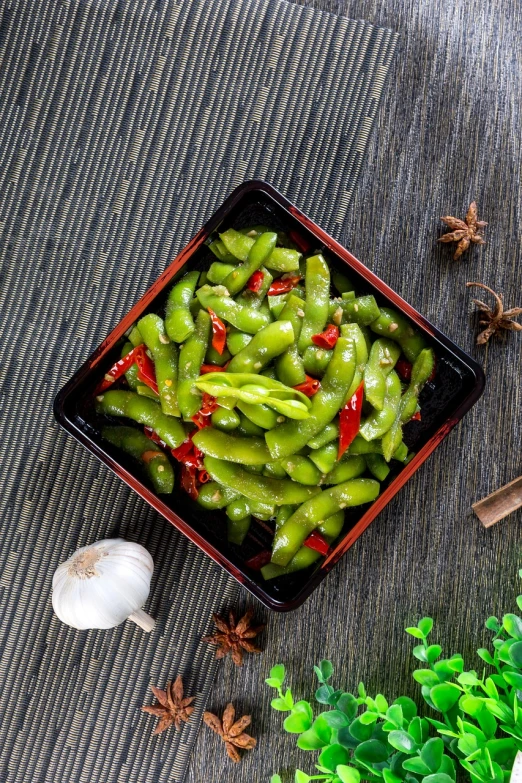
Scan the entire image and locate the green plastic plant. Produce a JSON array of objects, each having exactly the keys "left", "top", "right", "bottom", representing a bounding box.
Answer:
[{"left": 266, "top": 570, "right": 522, "bottom": 783}]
